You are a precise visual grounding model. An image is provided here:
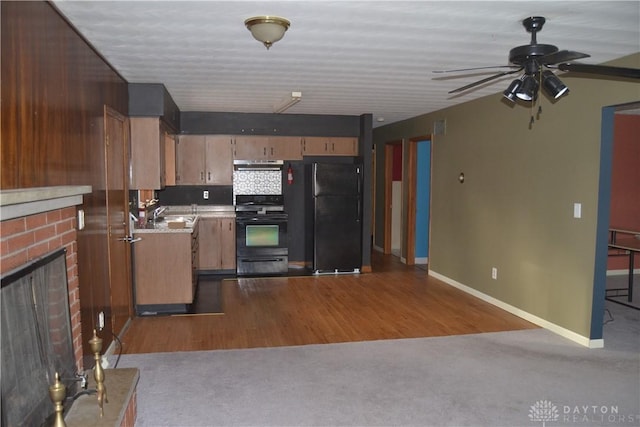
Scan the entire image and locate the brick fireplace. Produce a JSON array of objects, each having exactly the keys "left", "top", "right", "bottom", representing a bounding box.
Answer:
[
  {"left": 1, "top": 186, "right": 140, "bottom": 427},
  {"left": 0, "top": 186, "right": 89, "bottom": 370}
]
